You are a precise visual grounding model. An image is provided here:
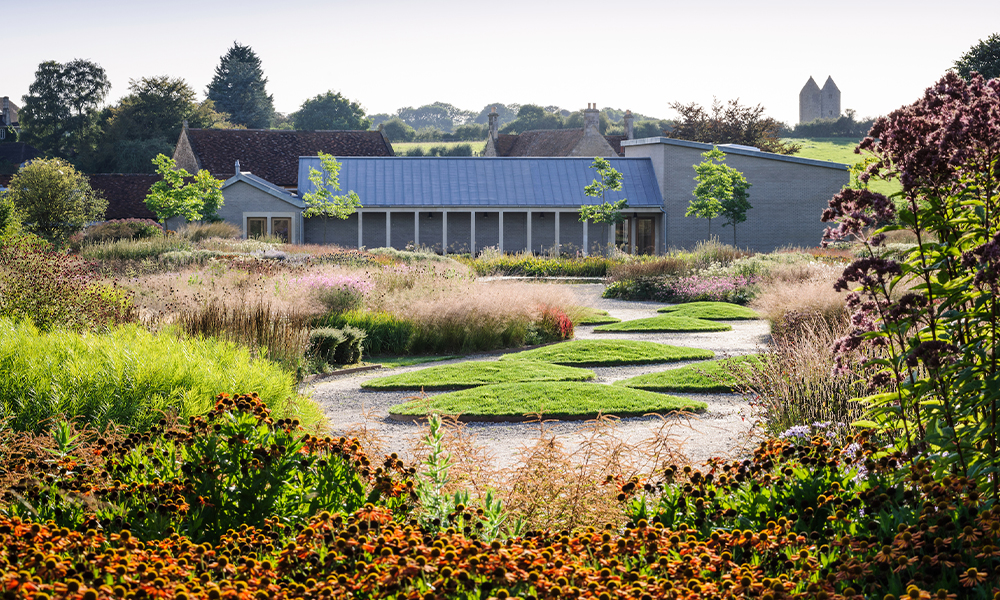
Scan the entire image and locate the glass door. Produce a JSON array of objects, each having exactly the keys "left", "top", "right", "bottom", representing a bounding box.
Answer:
[
  {"left": 636, "top": 217, "right": 655, "bottom": 255},
  {"left": 616, "top": 218, "right": 631, "bottom": 251},
  {"left": 271, "top": 218, "right": 291, "bottom": 243},
  {"left": 247, "top": 217, "right": 266, "bottom": 239}
]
